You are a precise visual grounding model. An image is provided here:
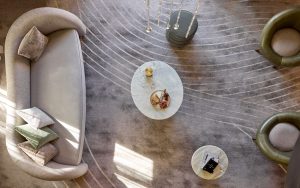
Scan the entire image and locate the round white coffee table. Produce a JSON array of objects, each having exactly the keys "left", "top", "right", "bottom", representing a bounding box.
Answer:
[
  {"left": 191, "top": 145, "right": 228, "bottom": 180},
  {"left": 131, "top": 61, "right": 183, "bottom": 120}
]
